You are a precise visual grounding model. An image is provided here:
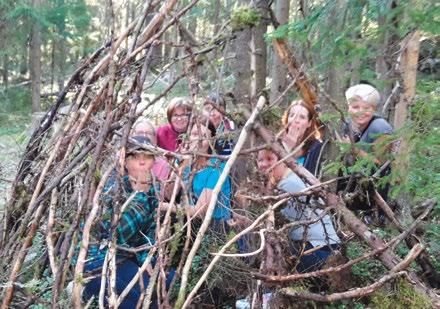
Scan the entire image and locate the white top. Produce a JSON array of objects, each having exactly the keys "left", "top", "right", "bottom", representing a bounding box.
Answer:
[{"left": 278, "top": 172, "right": 340, "bottom": 247}]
